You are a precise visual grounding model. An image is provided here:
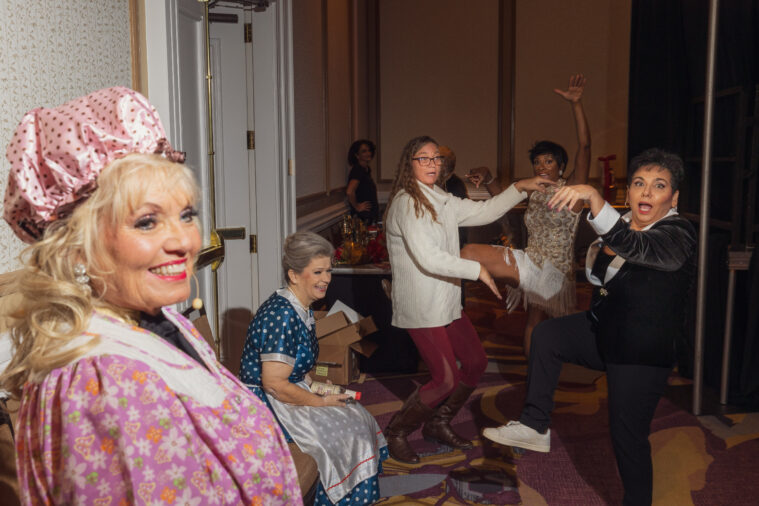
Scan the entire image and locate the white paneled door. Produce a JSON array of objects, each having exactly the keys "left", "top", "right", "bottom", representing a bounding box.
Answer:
[
  {"left": 209, "top": 7, "right": 258, "bottom": 374},
  {"left": 145, "top": 0, "right": 295, "bottom": 373}
]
